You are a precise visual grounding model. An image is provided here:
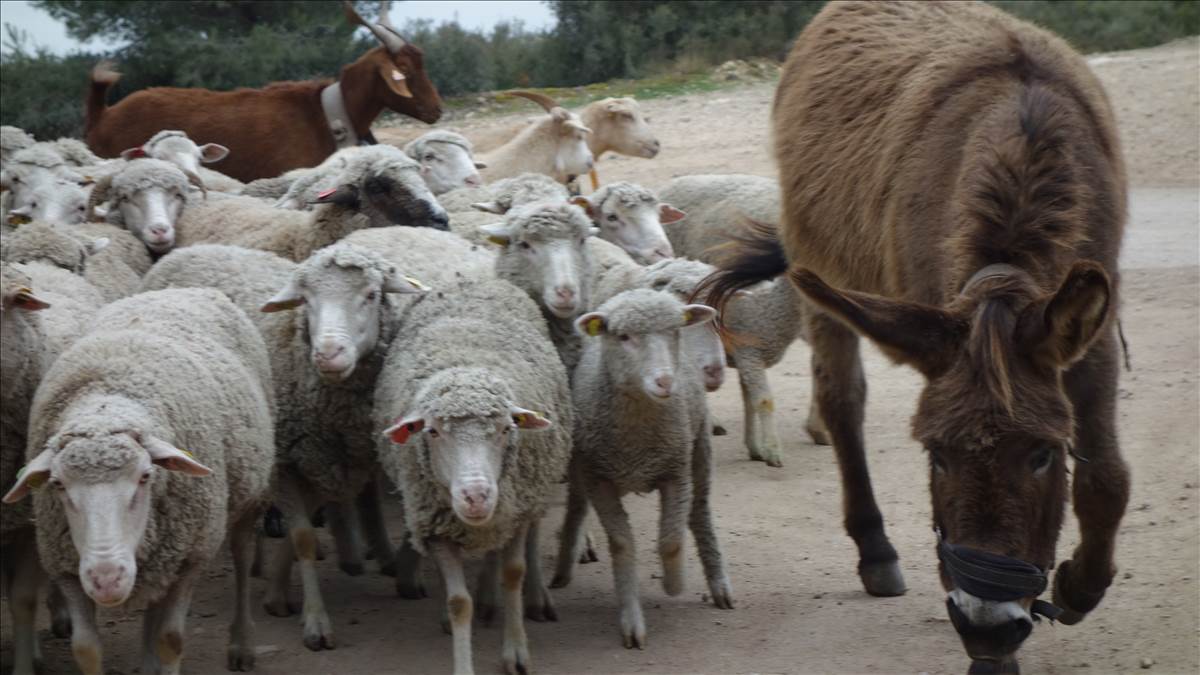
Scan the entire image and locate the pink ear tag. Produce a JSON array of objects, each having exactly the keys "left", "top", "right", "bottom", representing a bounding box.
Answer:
[
  {"left": 128, "top": 148, "right": 147, "bottom": 158},
  {"left": 316, "top": 188, "right": 337, "bottom": 201}
]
